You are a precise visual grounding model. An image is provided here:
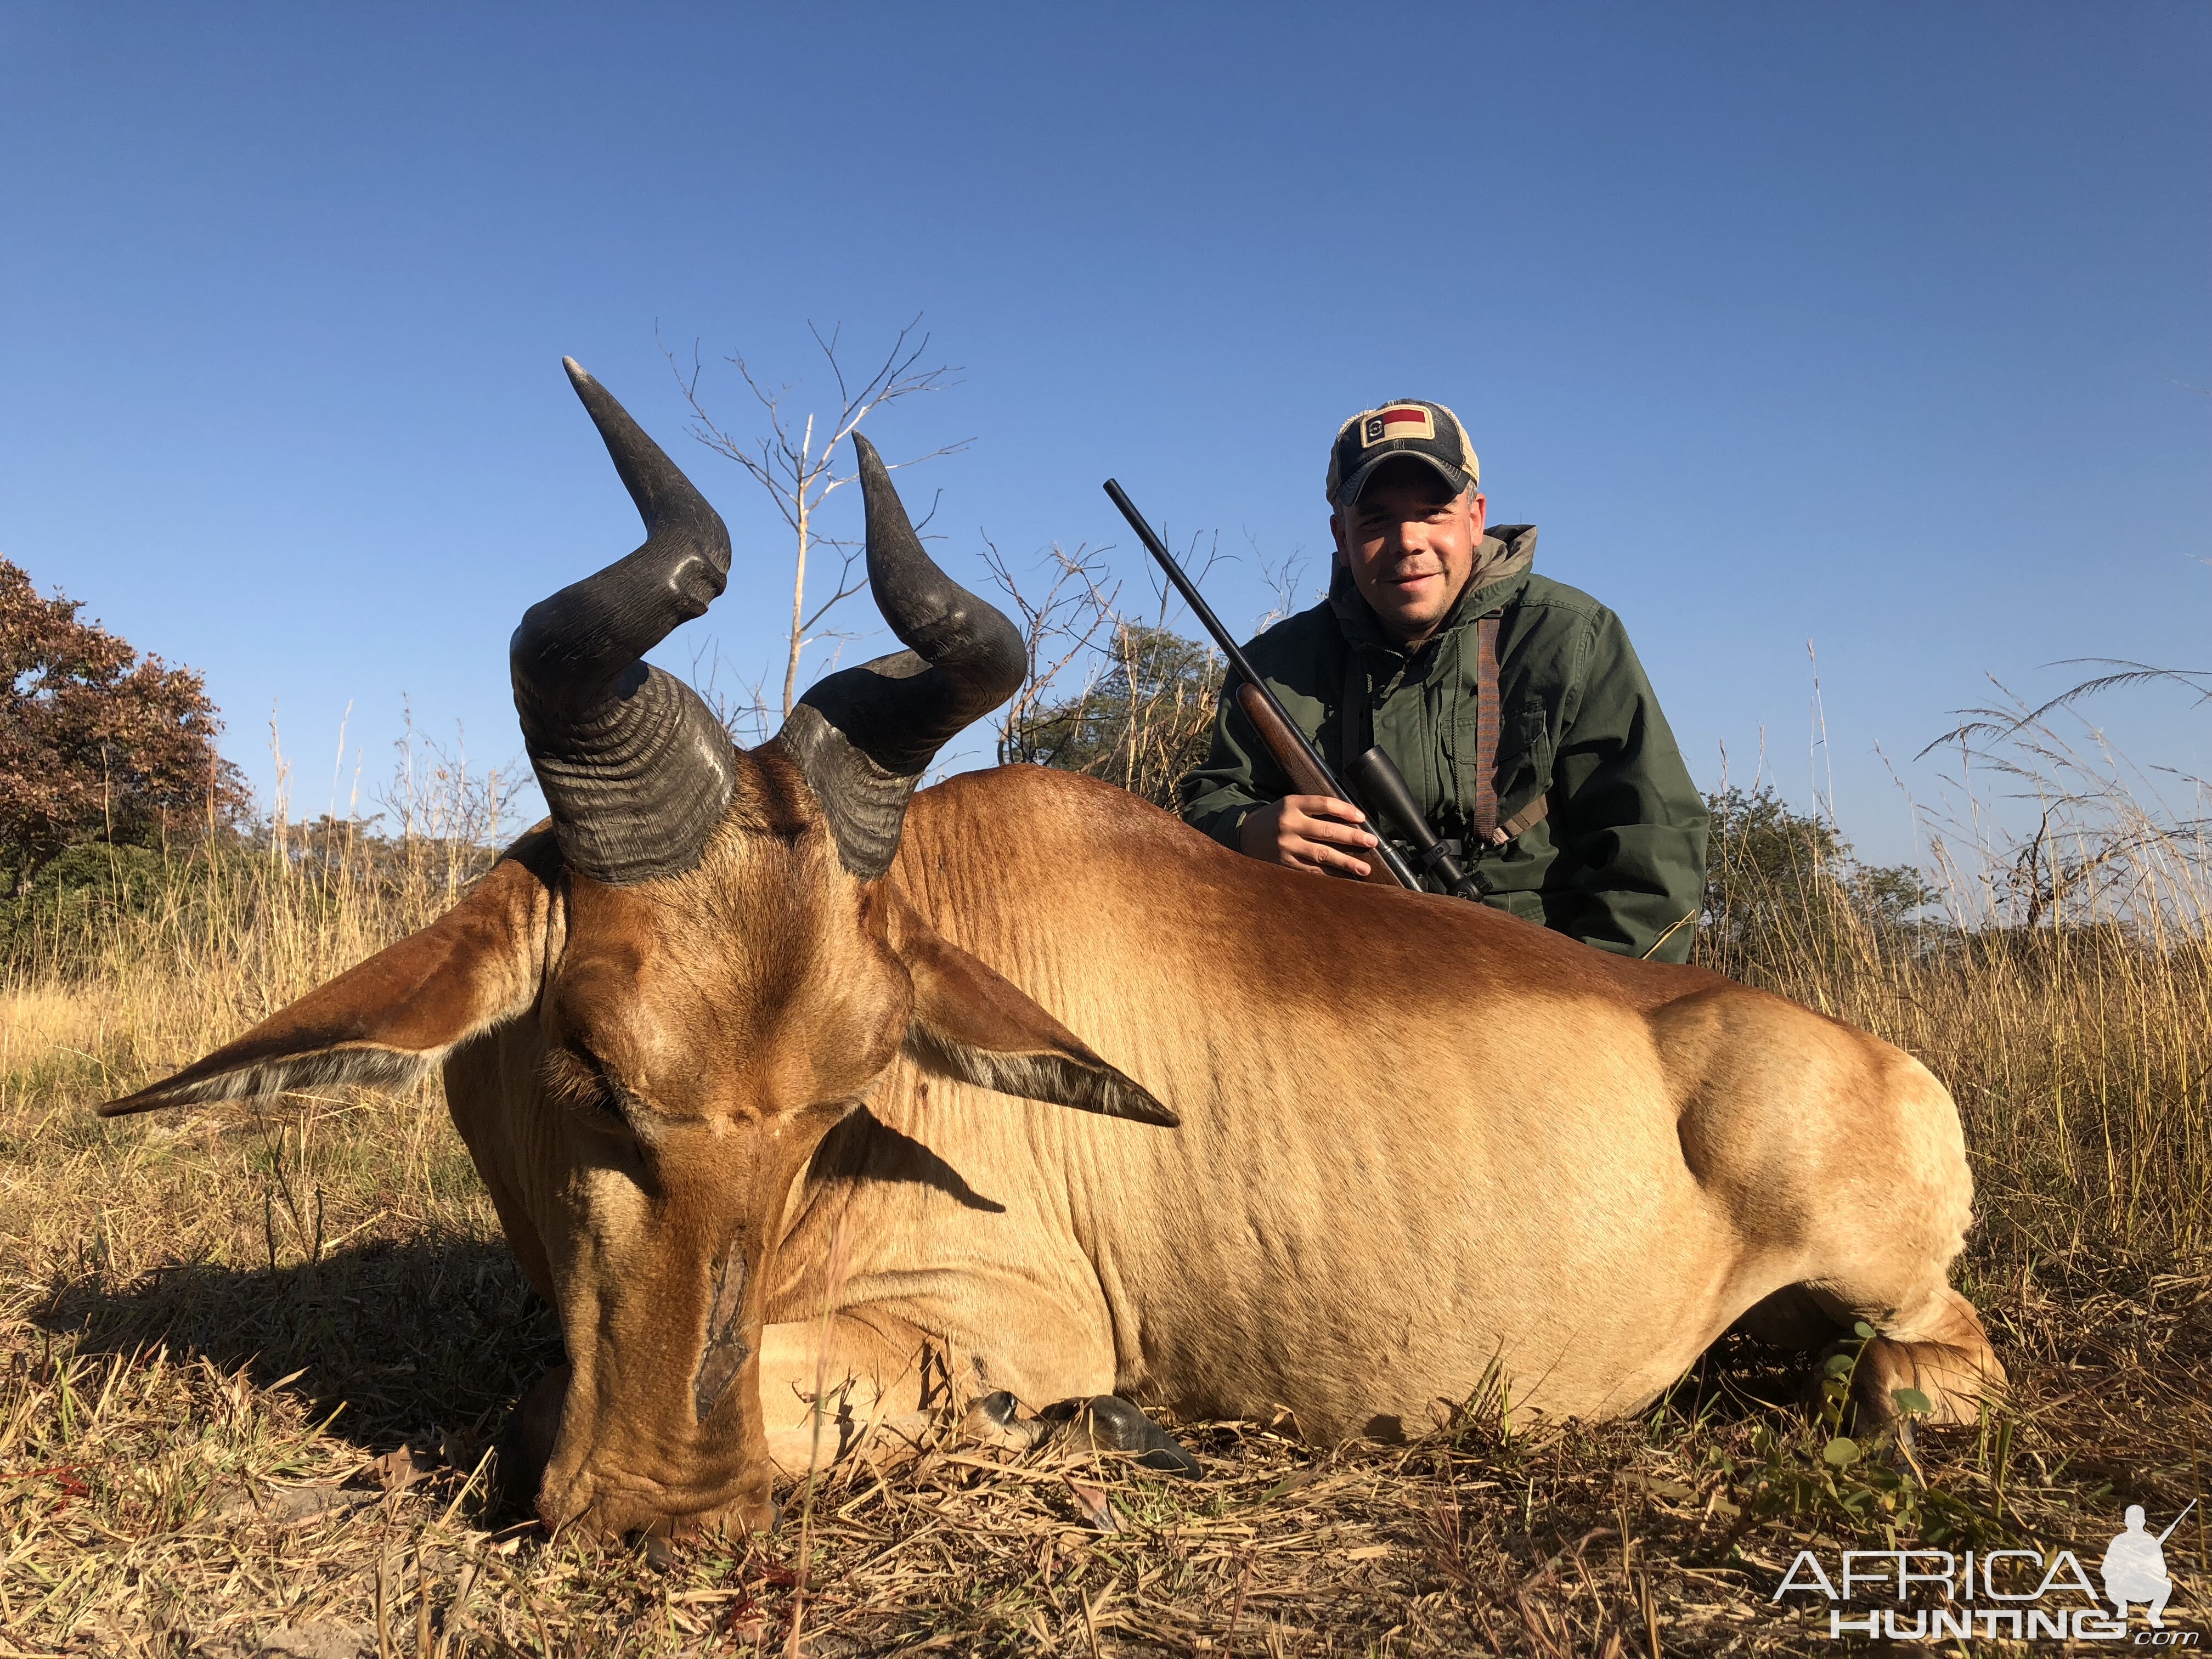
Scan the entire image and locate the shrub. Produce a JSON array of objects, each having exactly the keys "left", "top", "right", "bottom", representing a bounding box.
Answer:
[
  {"left": 1696, "top": 785, "right": 1938, "bottom": 980},
  {"left": 1001, "top": 622, "right": 1220, "bottom": 809}
]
